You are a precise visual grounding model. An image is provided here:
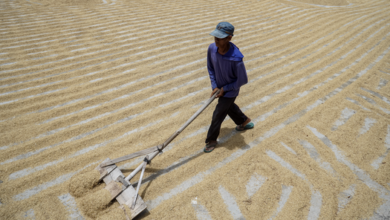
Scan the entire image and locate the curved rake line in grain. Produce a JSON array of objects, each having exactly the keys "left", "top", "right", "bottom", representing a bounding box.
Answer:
[
  {"left": 0, "top": 0, "right": 274, "bottom": 36},
  {"left": 0, "top": 5, "right": 362, "bottom": 125},
  {"left": 2, "top": 82, "right": 209, "bottom": 169},
  {"left": 0, "top": 9, "right": 378, "bottom": 167},
  {"left": 11, "top": 15, "right": 390, "bottom": 206},
  {"left": 307, "top": 126, "right": 390, "bottom": 219},
  {"left": 6, "top": 0, "right": 390, "bottom": 199},
  {"left": 135, "top": 28, "right": 390, "bottom": 191},
  {"left": 0, "top": 0, "right": 261, "bottom": 45},
  {"left": 138, "top": 7, "right": 390, "bottom": 179},
  {"left": 244, "top": 13, "right": 379, "bottom": 84},
  {"left": 266, "top": 150, "right": 323, "bottom": 220},
  {"left": 0, "top": 6, "right": 322, "bottom": 125},
  {"left": 0, "top": 7, "right": 322, "bottom": 120},
  {"left": 0, "top": 7, "right": 200, "bottom": 50},
  {"left": 11, "top": 98, "right": 190, "bottom": 200},
  {"left": 0, "top": 11, "right": 384, "bottom": 156},
  {"left": 1, "top": 31, "right": 354, "bottom": 197},
  {"left": 0, "top": 5, "right": 348, "bottom": 93},
  {"left": 0, "top": 8, "right": 286, "bottom": 99},
  {"left": 8, "top": 107, "right": 179, "bottom": 181},
  {"left": 6, "top": 2, "right": 344, "bottom": 78},
  {"left": 0, "top": 7, "right": 158, "bottom": 38},
  {"left": 355, "top": 93, "right": 390, "bottom": 115},
  {"left": 0, "top": 9, "right": 210, "bottom": 69},
  {"left": 144, "top": 42, "right": 390, "bottom": 215},
  {"left": 0, "top": 1, "right": 280, "bottom": 84},
  {"left": 0, "top": 9, "right": 384, "bottom": 174},
  {"left": 0, "top": 16, "right": 210, "bottom": 73},
  {"left": 3, "top": 0, "right": 386, "bottom": 179},
  {"left": 299, "top": 140, "right": 337, "bottom": 176},
  {"left": 284, "top": 0, "right": 353, "bottom": 8},
  {"left": 0, "top": 23, "right": 290, "bottom": 100},
  {"left": 0, "top": 0, "right": 208, "bottom": 37}
]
